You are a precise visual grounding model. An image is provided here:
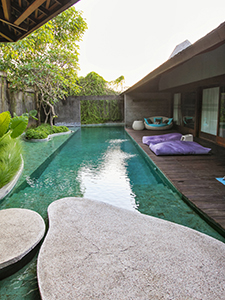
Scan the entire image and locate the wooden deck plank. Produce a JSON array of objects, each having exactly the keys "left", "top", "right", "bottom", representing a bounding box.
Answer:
[{"left": 125, "top": 128, "right": 225, "bottom": 234}]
